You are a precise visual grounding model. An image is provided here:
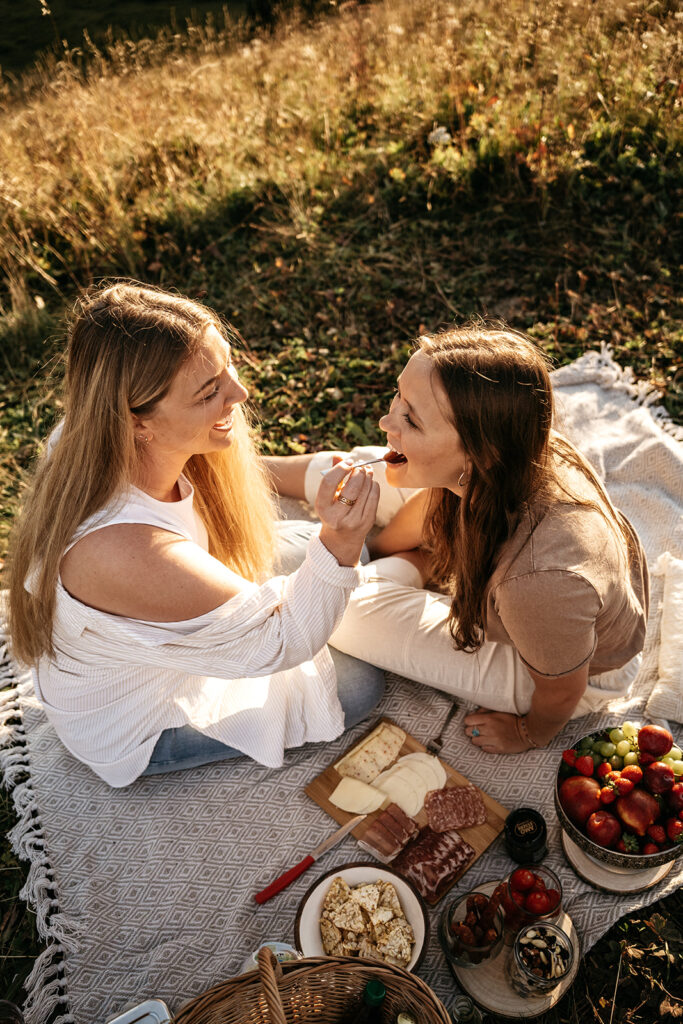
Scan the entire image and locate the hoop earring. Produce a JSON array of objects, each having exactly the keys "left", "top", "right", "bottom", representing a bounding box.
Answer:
[{"left": 458, "top": 470, "right": 467, "bottom": 488}]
